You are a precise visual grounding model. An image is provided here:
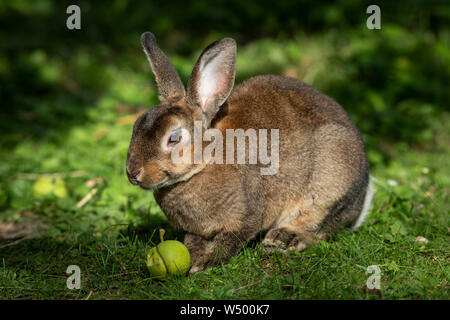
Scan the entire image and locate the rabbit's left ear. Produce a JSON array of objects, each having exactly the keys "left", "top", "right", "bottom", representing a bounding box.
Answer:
[
  {"left": 141, "top": 32, "right": 185, "bottom": 102},
  {"left": 186, "top": 38, "right": 236, "bottom": 127}
]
